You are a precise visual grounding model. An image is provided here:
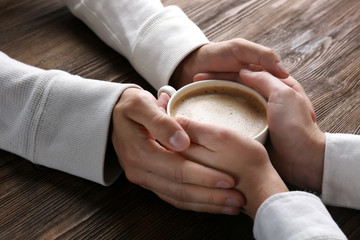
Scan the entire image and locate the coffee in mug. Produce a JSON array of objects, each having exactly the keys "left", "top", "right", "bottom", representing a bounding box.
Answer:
[{"left": 158, "top": 80, "right": 268, "bottom": 144}]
